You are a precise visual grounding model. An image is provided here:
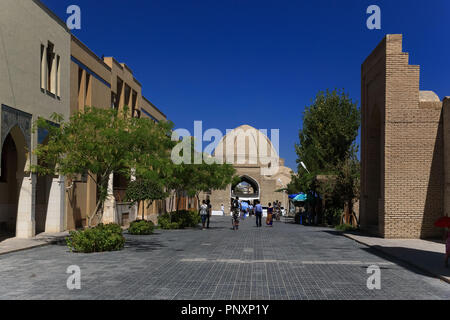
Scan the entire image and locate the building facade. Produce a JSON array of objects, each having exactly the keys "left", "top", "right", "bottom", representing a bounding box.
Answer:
[
  {"left": 0, "top": 0, "right": 70, "bottom": 238},
  {"left": 360, "top": 34, "right": 450, "bottom": 239},
  {"left": 0, "top": 0, "right": 168, "bottom": 238}
]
